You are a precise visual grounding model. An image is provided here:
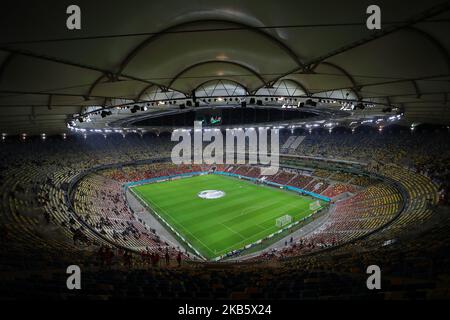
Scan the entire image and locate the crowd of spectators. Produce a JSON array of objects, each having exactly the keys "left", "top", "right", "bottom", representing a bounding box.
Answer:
[{"left": 281, "top": 127, "right": 450, "bottom": 204}]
